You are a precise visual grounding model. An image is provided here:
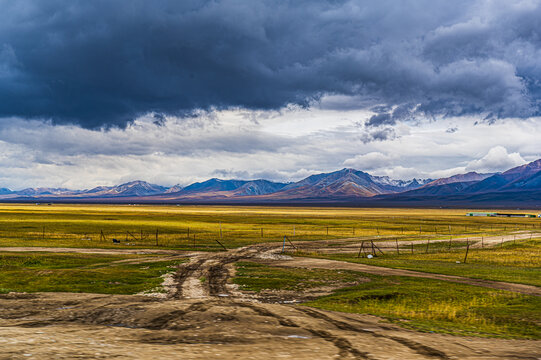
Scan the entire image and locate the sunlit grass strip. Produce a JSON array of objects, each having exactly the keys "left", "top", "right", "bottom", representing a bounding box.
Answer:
[{"left": 306, "top": 275, "right": 541, "bottom": 339}]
